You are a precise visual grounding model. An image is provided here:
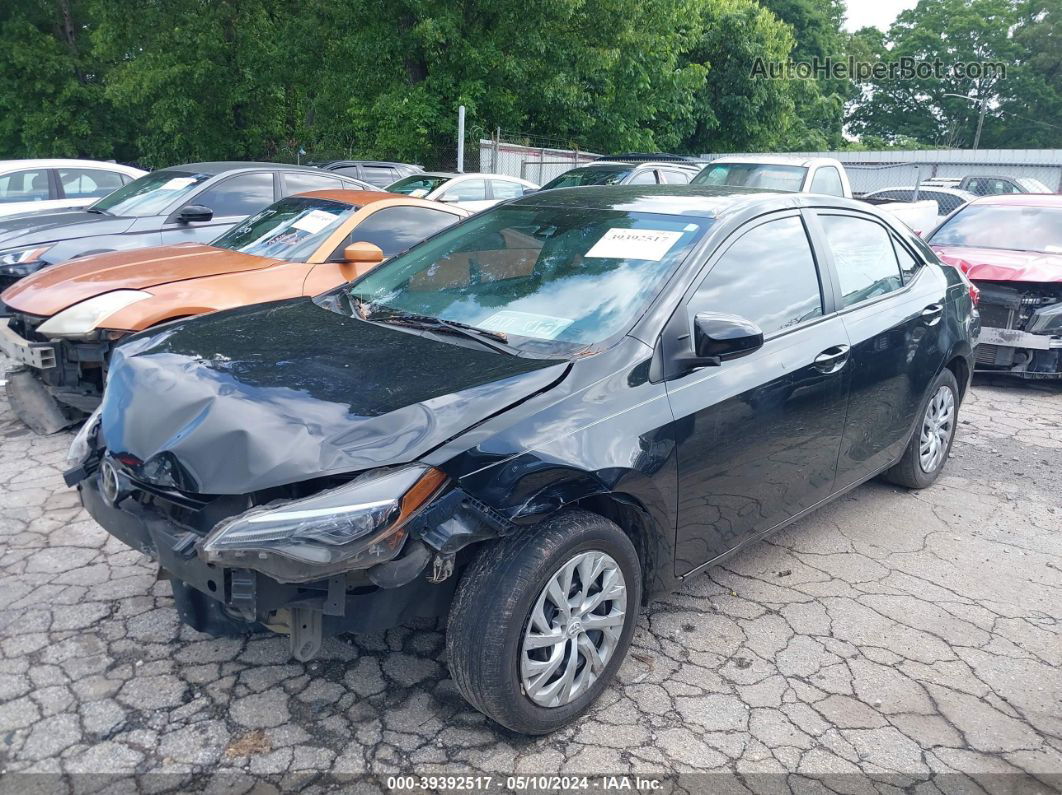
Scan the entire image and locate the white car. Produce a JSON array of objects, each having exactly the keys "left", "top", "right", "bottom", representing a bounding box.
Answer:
[
  {"left": 0, "top": 159, "right": 146, "bottom": 218},
  {"left": 386, "top": 172, "right": 538, "bottom": 212}
]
